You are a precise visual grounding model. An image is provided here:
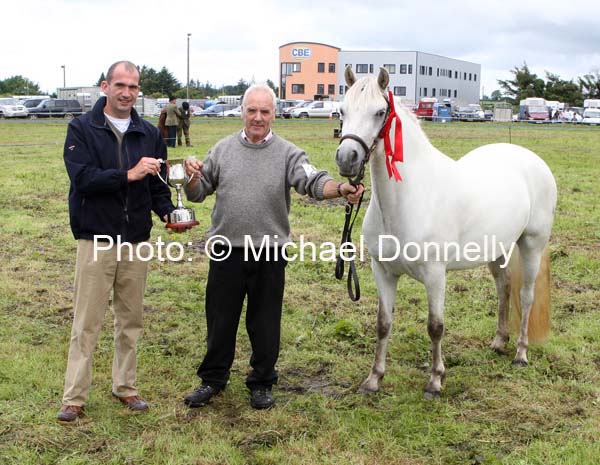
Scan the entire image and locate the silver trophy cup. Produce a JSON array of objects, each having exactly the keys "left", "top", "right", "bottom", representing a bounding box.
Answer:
[{"left": 158, "top": 158, "right": 199, "bottom": 230}]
